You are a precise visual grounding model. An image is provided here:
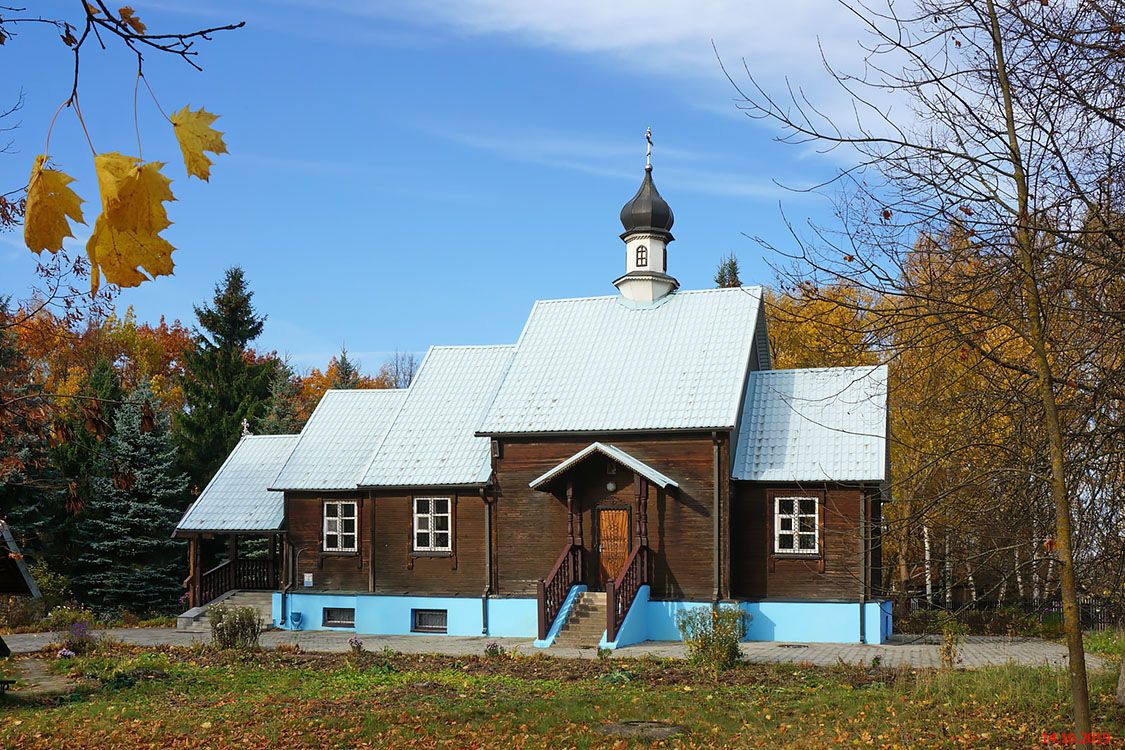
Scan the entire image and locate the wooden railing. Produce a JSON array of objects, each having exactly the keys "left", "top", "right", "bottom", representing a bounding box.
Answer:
[
  {"left": 606, "top": 545, "right": 648, "bottom": 643},
  {"left": 200, "top": 558, "right": 278, "bottom": 605},
  {"left": 537, "top": 543, "right": 583, "bottom": 641}
]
